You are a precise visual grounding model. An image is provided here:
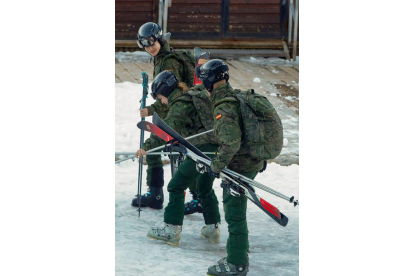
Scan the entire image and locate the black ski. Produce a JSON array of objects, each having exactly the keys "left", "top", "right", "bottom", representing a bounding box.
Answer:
[{"left": 145, "top": 113, "right": 289, "bottom": 226}]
